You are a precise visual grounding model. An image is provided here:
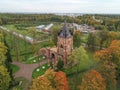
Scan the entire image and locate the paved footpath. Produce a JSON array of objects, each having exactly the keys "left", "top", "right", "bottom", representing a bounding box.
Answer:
[{"left": 12, "top": 61, "right": 47, "bottom": 90}]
